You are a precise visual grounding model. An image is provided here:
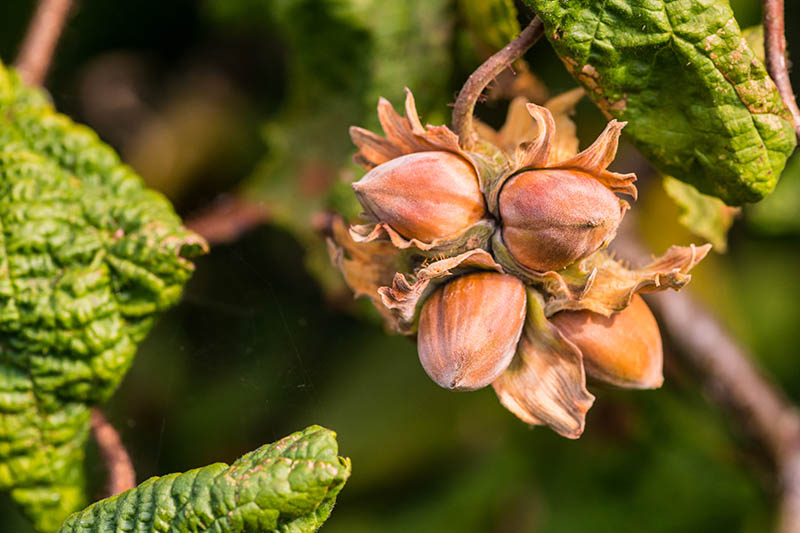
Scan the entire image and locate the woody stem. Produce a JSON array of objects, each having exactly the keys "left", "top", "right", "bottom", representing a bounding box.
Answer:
[
  {"left": 762, "top": 0, "right": 800, "bottom": 139},
  {"left": 452, "top": 16, "right": 544, "bottom": 150},
  {"left": 90, "top": 409, "right": 136, "bottom": 497},
  {"left": 616, "top": 231, "right": 800, "bottom": 533},
  {"left": 14, "top": 0, "right": 73, "bottom": 86}
]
